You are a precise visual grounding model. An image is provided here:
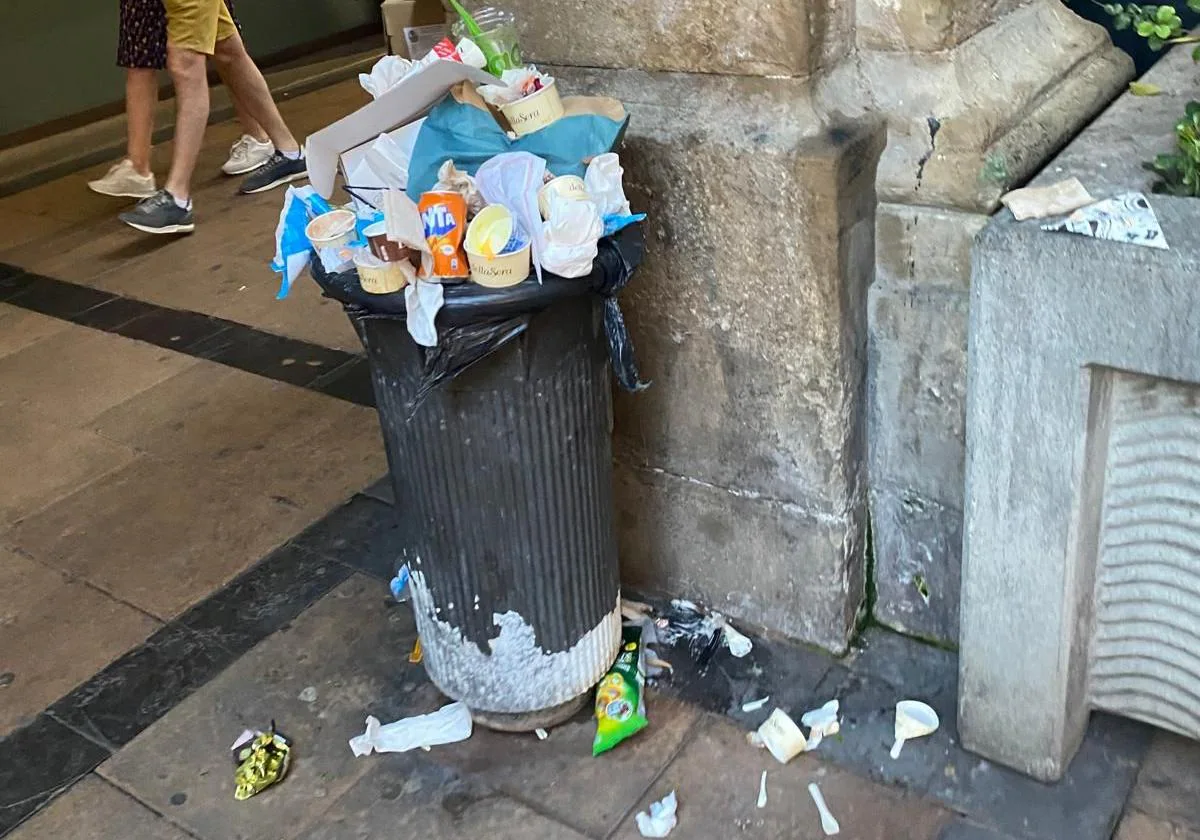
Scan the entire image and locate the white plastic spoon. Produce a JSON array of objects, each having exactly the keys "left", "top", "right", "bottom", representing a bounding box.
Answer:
[{"left": 890, "top": 700, "right": 940, "bottom": 759}]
